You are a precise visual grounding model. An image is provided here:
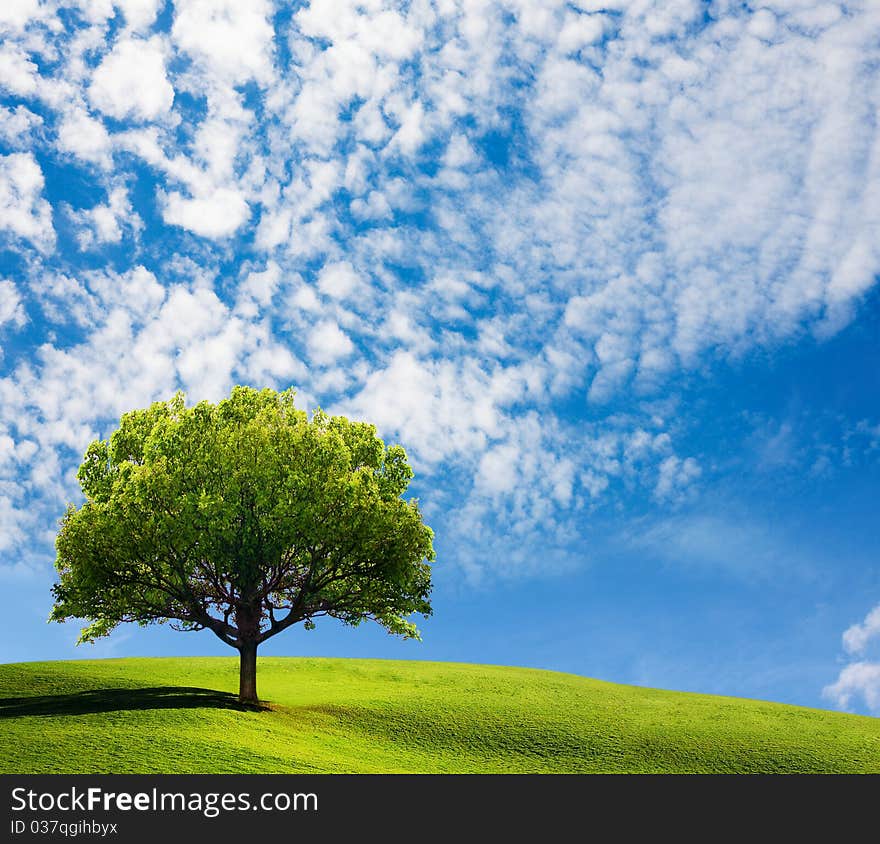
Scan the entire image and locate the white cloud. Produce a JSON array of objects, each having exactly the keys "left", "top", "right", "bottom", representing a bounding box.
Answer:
[
  {"left": 823, "top": 662, "right": 880, "bottom": 714},
  {"left": 0, "top": 44, "right": 39, "bottom": 97},
  {"left": 116, "top": 0, "right": 161, "bottom": 32},
  {"left": 842, "top": 603, "right": 880, "bottom": 656},
  {"left": 56, "top": 109, "right": 112, "bottom": 164},
  {"left": 0, "top": 105, "right": 42, "bottom": 149},
  {"left": 389, "top": 99, "right": 425, "bottom": 156},
  {"left": 308, "top": 320, "right": 354, "bottom": 365},
  {"left": 557, "top": 11, "right": 606, "bottom": 52},
  {"left": 748, "top": 9, "right": 778, "bottom": 41},
  {"left": 823, "top": 595, "right": 880, "bottom": 714},
  {"left": 296, "top": 2, "right": 423, "bottom": 61},
  {"left": 0, "top": 0, "right": 45, "bottom": 32},
  {"left": 162, "top": 187, "right": 250, "bottom": 238},
  {"left": 235, "top": 261, "right": 282, "bottom": 316},
  {"left": 70, "top": 0, "right": 115, "bottom": 25},
  {"left": 0, "top": 279, "right": 27, "bottom": 330},
  {"left": 476, "top": 442, "right": 521, "bottom": 497},
  {"left": 654, "top": 455, "right": 701, "bottom": 501},
  {"left": 0, "top": 494, "right": 28, "bottom": 553},
  {"left": 0, "top": 152, "right": 54, "bottom": 252},
  {"left": 343, "top": 351, "right": 502, "bottom": 467},
  {"left": 317, "top": 261, "right": 361, "bottom": 300},
  {"left": 89, "top": 37, "right": 174, "bottom": 121},
  {"left": 69, "top": 186, "right": 142, "bottom": 249},
  {"left": 172, "top": 0, "right": 275, "bottom": 83}
]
